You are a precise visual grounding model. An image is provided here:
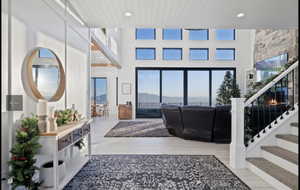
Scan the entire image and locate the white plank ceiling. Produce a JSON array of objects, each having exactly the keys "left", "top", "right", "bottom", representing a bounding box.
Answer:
[{"left": 69, "top": 0, "right": 298, "bottom": 29}]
